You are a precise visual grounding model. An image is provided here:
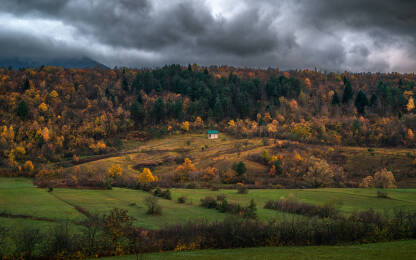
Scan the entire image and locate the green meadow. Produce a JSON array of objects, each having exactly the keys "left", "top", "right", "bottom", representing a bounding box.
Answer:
[
  {"left": 1, "top": 177, "right": 416, "bottom": 230},
  {"left": 97, "top": 240, "right": 416, "bottom": 260}
]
